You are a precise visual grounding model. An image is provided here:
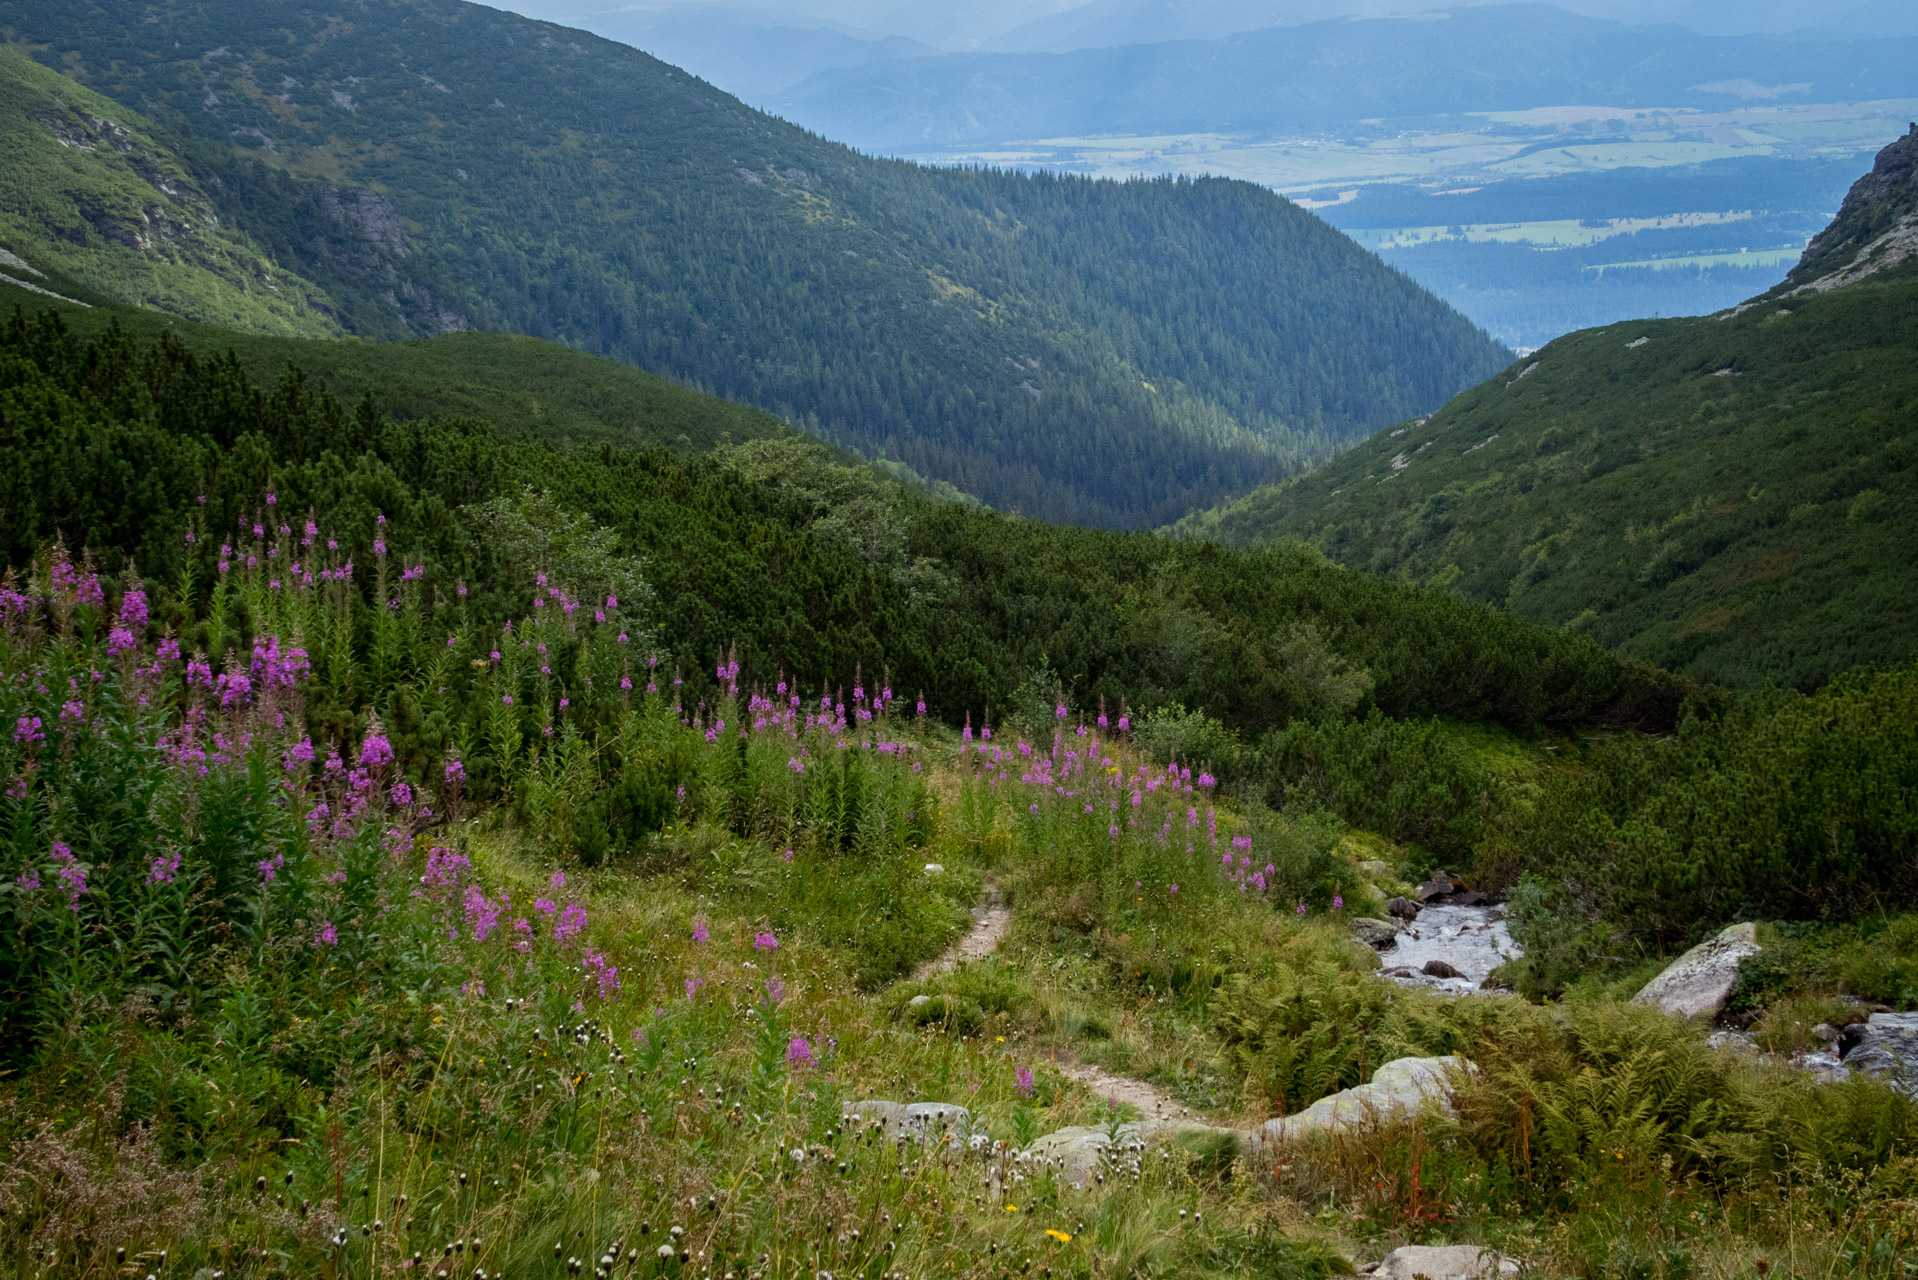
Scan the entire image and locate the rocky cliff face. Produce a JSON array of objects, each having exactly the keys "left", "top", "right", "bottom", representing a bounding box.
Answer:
[{"left": 1782, "top": 123, "right": 1918, "bottom": 295}]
